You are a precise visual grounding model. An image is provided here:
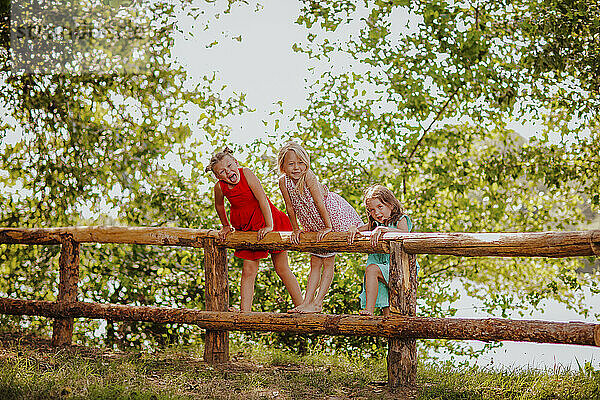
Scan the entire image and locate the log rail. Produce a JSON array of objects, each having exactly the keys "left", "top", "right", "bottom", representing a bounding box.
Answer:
[
  {"left": 1, "top": 298, "right": 598, "bottom": 346},
  {"left": 1, "top": 226, "right": 599, "bottom": 389},
  {"left": 2, "top": 226, "right": 599, "bottom": 257}
]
